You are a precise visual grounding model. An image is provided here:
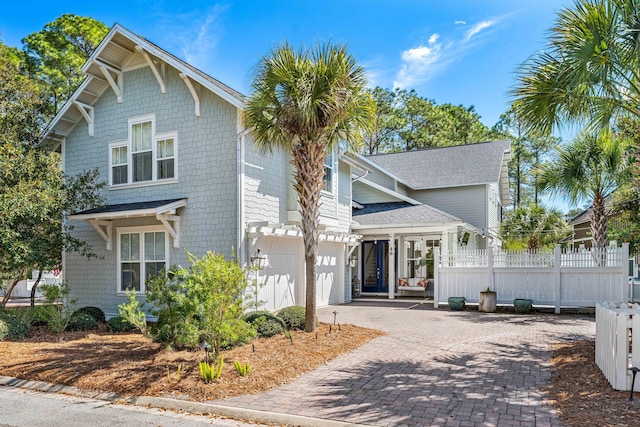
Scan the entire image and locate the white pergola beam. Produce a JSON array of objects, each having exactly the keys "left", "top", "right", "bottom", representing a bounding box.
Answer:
[
  {"left": 136, "top": 46, "right": 166, "bottom": 93},
  {"left": 72, "top": 101, "right": 94, "bottom": 137},
  {"left": 93, "top": 59, "right": 123, "bottom": 103},
  {"left": 179, "top": 73, "right": 200, "bottom": 116}
]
